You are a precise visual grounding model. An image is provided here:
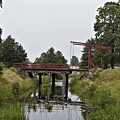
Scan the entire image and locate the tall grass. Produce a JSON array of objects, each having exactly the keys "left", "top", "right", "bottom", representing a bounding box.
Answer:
[
  {"left": 0, "top": 68, "right": 36, "bottom": 119},
  {"left": 70, "top": 69, "right": 120, "bottom": 119},
  {"left": 0, "top": 103, "right": 25, "bottom": 120}
]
